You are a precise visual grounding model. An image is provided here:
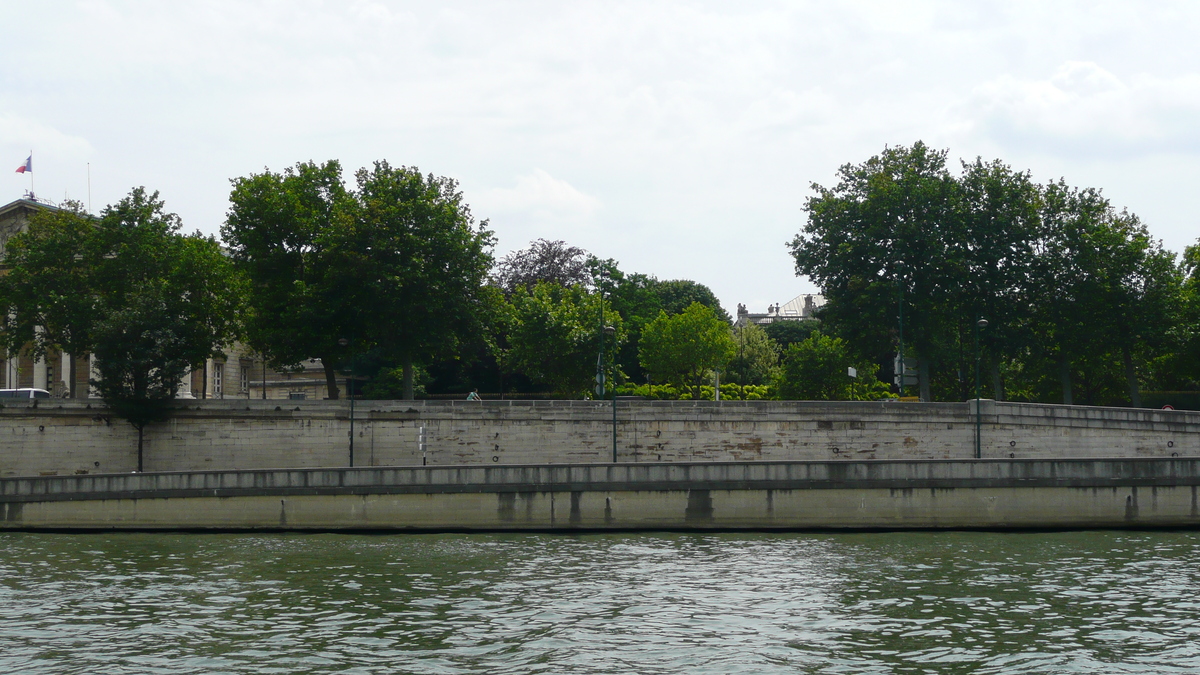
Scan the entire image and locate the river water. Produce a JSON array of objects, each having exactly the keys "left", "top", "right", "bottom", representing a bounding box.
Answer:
[{"left": 2, "top": 531, "right": 1200, "bottom": 673}]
